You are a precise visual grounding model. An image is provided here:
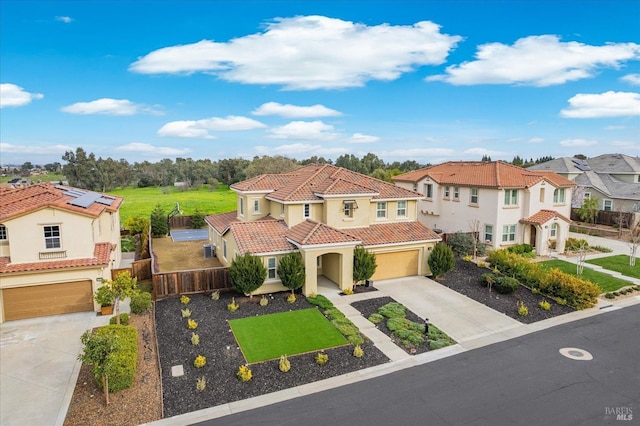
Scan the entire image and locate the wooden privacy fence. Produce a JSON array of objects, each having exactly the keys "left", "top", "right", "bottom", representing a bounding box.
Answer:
[
  {"left": 111, "top": 258, "right": 152, "bottom": 281},
  {"left": 152, "top": 267, "right": 232, "bottom": 300},
  {"left": 571, "top": 209, "right": 634, "bottom": 228},
  {"left": 169, "top": 215, "right": 193, "bottom": 229}
]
